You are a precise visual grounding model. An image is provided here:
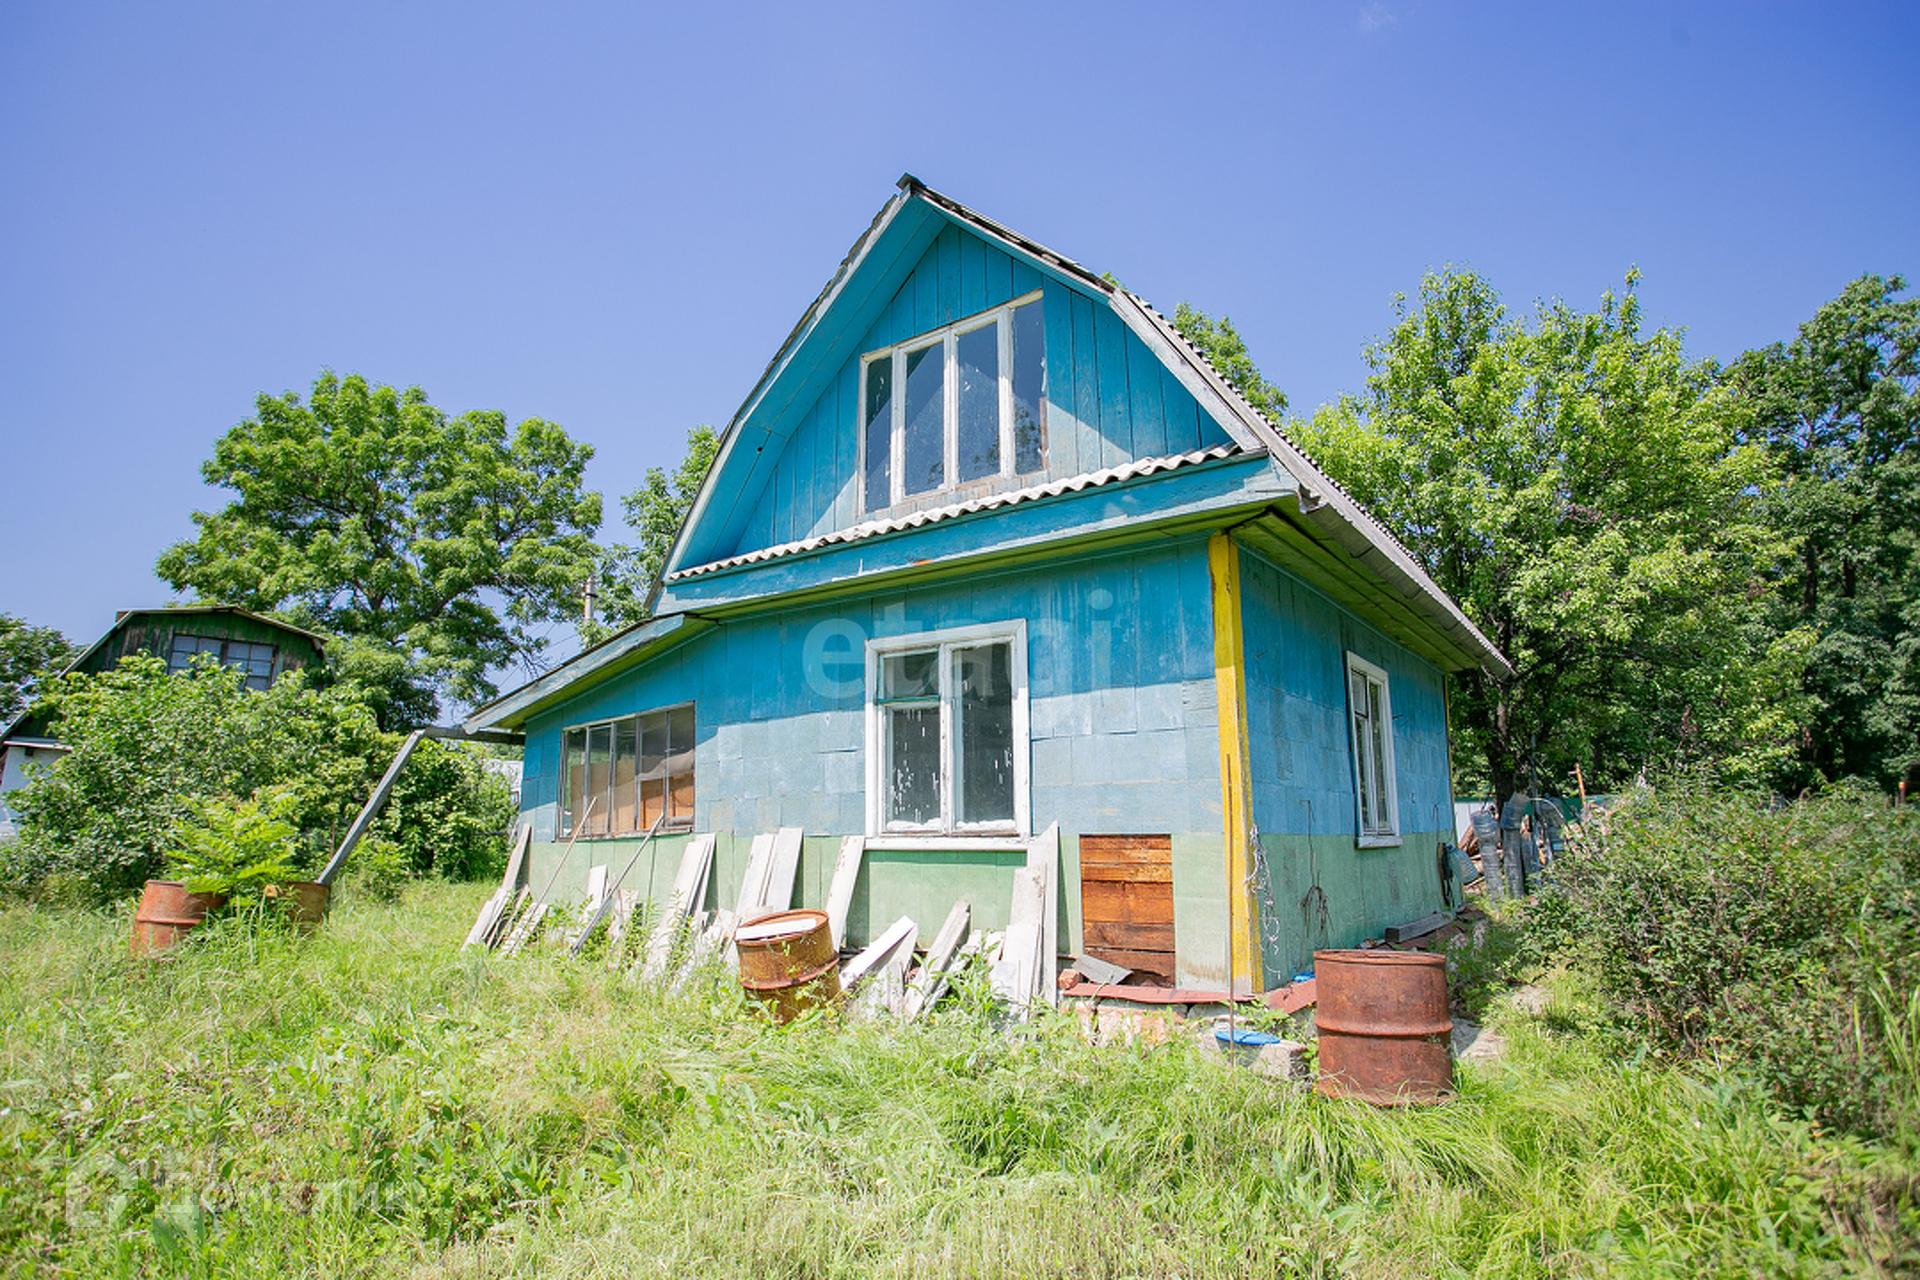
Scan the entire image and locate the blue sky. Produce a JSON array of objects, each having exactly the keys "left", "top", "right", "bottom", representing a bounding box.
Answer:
[{"left": 3, "top": 1, "right": 1916, "bottom": 655}]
